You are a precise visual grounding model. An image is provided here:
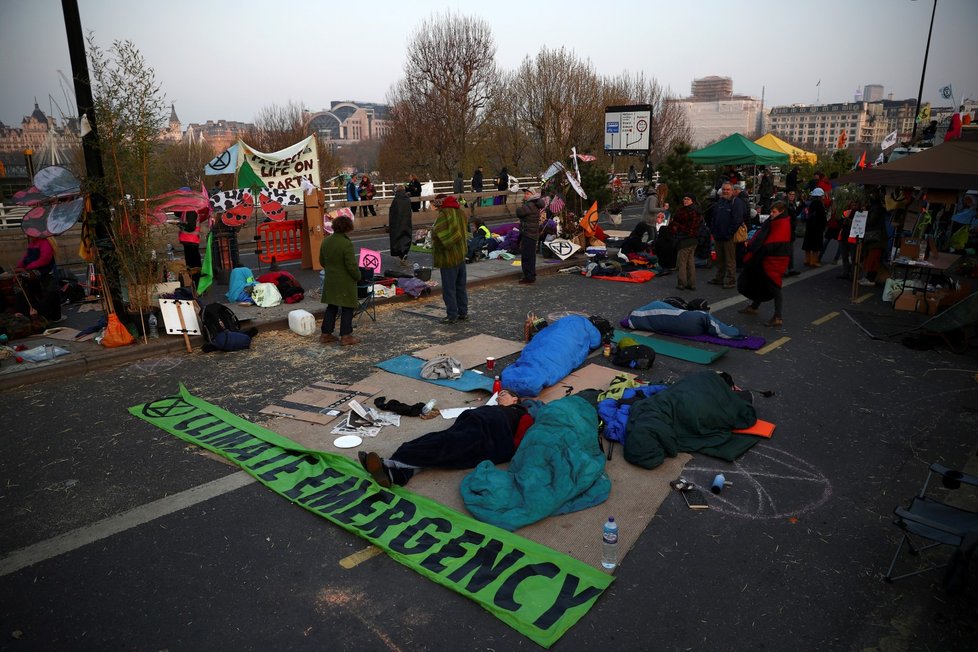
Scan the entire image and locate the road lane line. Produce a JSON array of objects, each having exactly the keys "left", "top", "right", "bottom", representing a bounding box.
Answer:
[
  {"left": 853, "top": 293, "right": 873, "bottom": 304},
  {"left": 756, "top": 337, "right": 790, "bottom": 355},
  {"left": 812, "top": 311, "right": 839, "bottom": 326},
  {"left": 0, "top": 471, "right": 254, "bottom": 577},
  {"left": 340, "top": 545, "right": 384, "bottom": 569}
]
